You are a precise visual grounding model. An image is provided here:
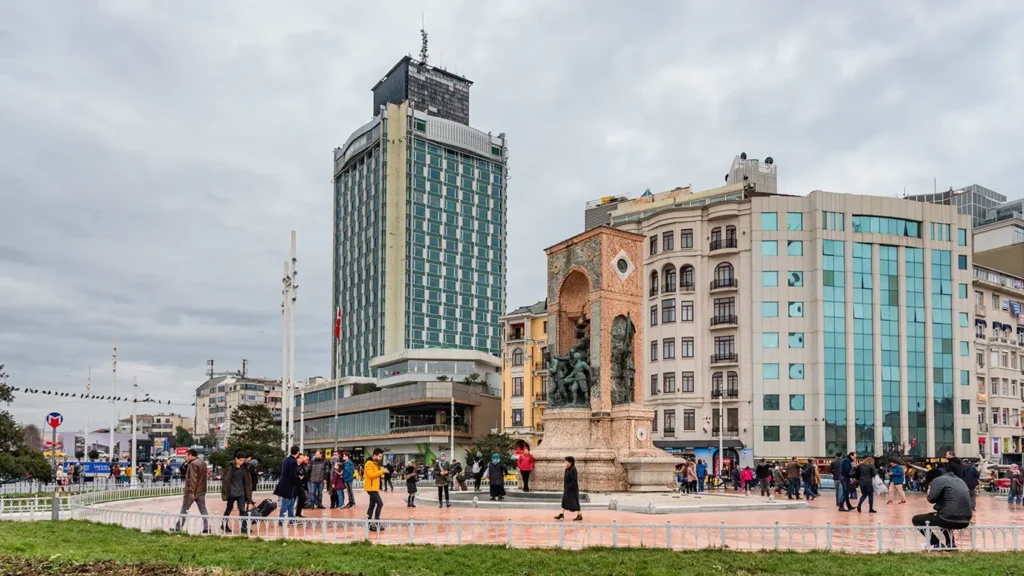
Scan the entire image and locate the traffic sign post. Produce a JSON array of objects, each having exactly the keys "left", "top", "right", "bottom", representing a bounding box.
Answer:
[{"left": 46, "top": 412, "right": 63, "bottom": 521}]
